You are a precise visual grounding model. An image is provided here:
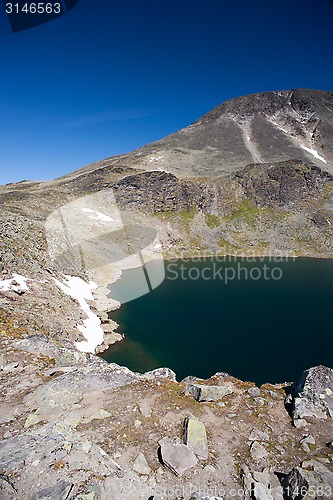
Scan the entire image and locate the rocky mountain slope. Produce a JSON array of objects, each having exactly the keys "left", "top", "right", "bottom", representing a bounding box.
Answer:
[{"left": 1, "top": 89, "right": 333, "bottom": 498}]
